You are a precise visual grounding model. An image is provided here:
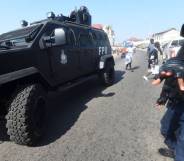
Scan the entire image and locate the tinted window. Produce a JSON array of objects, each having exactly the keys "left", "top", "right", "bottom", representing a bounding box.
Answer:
[
  {"left": 179, "top": 39, "right": 184, "bottom": 46},
  {"left": 0, "top": 24, "right": 42, "bottom": 41},
  {"left": 91, "top": 32, "right": 97, "bottom": 45},
  {"left": 67, "top": 29, "right": 76, "bottom": 46},
  {"left": 92, "top": 32, "right": 97, "bottom": 41},
  {"left": 162, "top": 43, "right": 168, "bottom": 49},
  {"left": 97, "top": 32, "right": 105, "bottom": 46},
  {"left": 79, "top": 33, "right": 92, "bottom": 47},
  {"left": 171, "top": 40, "right": 178, "bottom": 47},
  {"left": 104, "top": 34, "right": 109, "bottom": 42}
]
